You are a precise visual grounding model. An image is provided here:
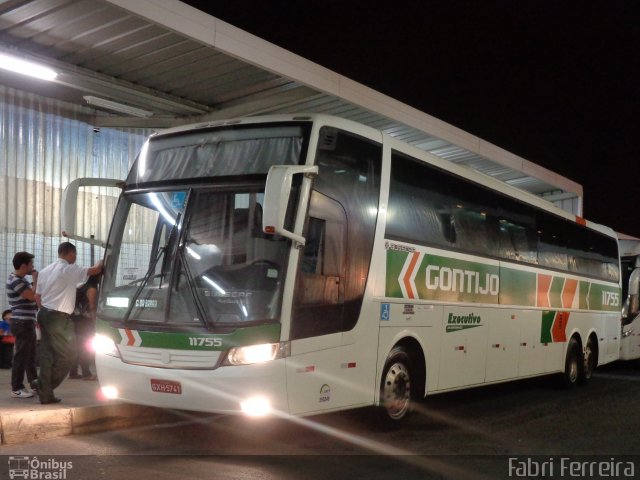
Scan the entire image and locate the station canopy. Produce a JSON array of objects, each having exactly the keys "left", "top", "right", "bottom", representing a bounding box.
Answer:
[{"left": 0, "top": 0, "right": 582, "bottom": 211}]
